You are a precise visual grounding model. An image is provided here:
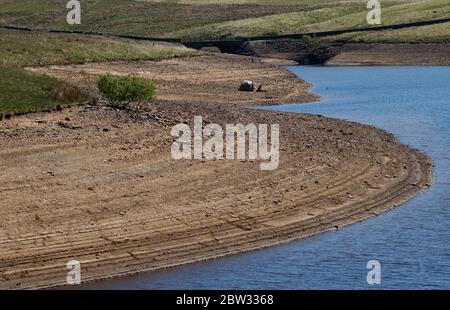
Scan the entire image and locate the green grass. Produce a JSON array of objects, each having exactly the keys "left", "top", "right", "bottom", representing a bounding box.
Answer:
[
  {"left": 0, "top": 28, "right": 197, "bottom": 115},
  {"left": 1, "top": 1, "right": 442, "bottom": 41},
  {"left": 1, "top": 0, "right": 443, "bottom": 42},
  {"left": 0, "top": 29, "right": 198, "bottom": 67},
  {"left": 0, "top": 65, "right": 88, "bottom": 116},
  {"left": 164, "top": 0, "right": 449, "bottom": 40},
  {"left": 0, "top": 0, "right": 417, "bottom": 37},
  {"left": 0, "top": 0, "right": 448, "bottom": 115},
  {"left": 319, "top": 21, "right": 450, "bottom": 43},
  {"left": 0, "top": 0, "right": 328, "bottom": 36},
  {"left": 168, "top": 5, "right": 366, "bottom": 40},
  {"left": 302, "top": 0, "right": 450, "bottom": 33},
  {"left": 98, "top": 74, "right": 155, "bottom": 110}
]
